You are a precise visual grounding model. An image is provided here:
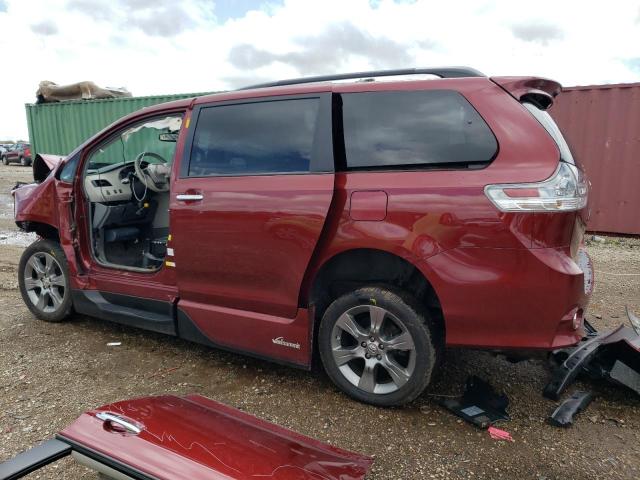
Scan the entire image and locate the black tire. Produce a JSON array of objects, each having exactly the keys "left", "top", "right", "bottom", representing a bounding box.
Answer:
[
  {"left": 20, "top": 156, "right": 28, "bottom": 167},
  {"left": 18, "top": 240, "right": 73, "bottom": 322},
  {"left": 1, "top": 156, "right": 7, "bottom": 165},
  {"left": 318, "top": 286, "right": 439, "bottom": 406}
]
